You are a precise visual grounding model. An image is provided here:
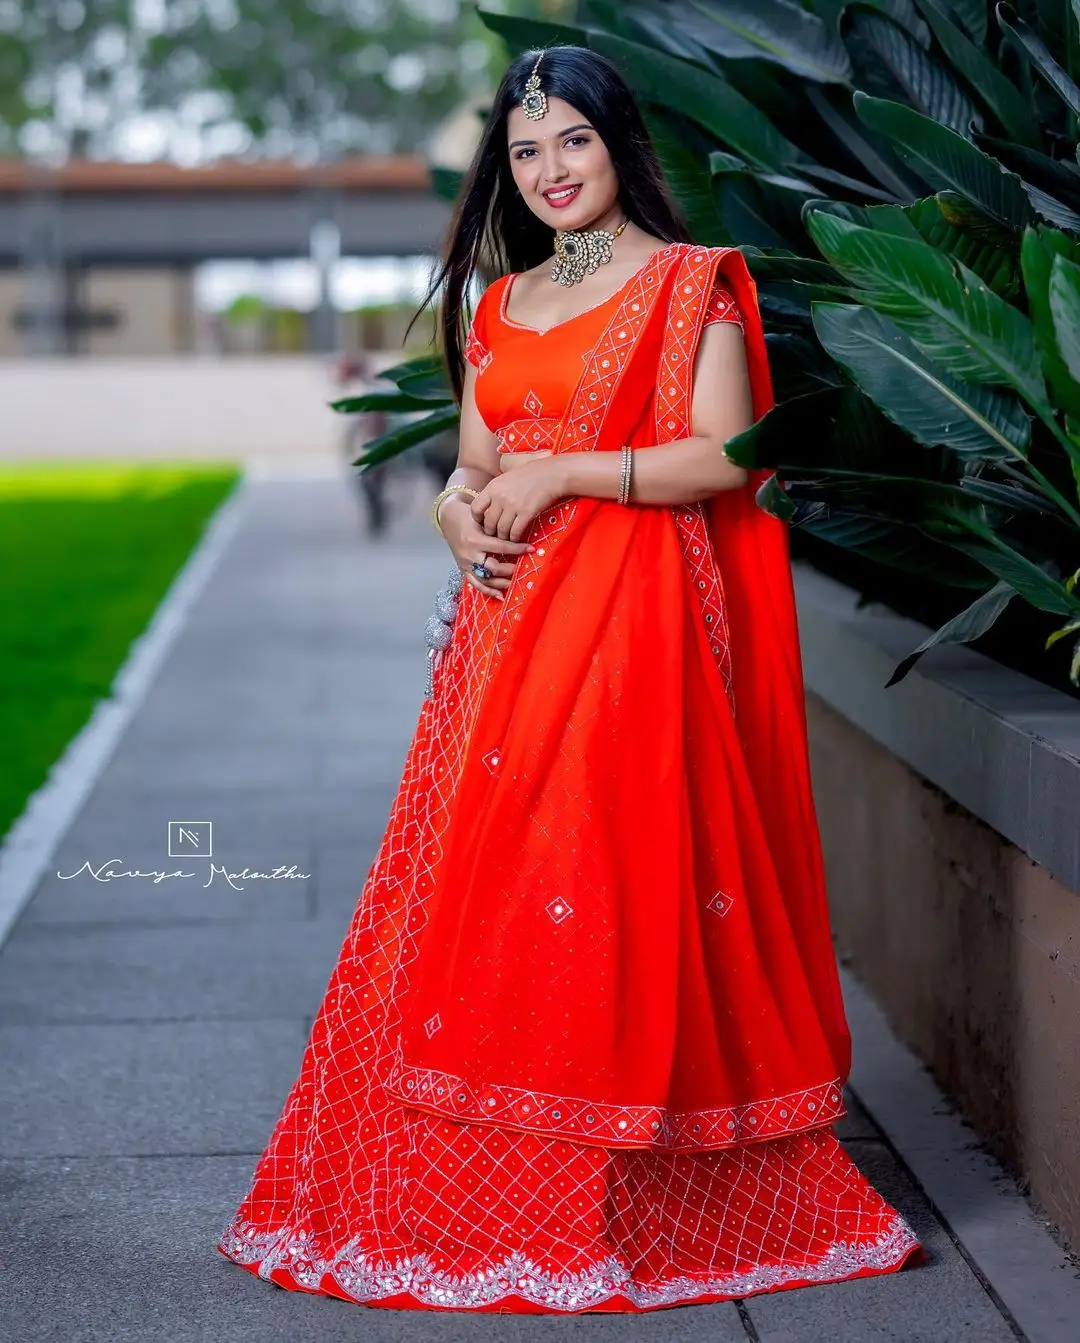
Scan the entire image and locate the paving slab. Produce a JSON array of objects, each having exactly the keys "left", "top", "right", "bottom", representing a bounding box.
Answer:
[
  {"left": 0, "top": 918, "right": 350, "bottom": 1025},
  {"left": 0, "top": 1018, "right": 311, "bottom": 1158},
  {"left": 744, "top": 1141, "right": 1016, "bottom": 1342},
  {"left": 834, "top": 1087, "right": 877, "bottom": 1143}
]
